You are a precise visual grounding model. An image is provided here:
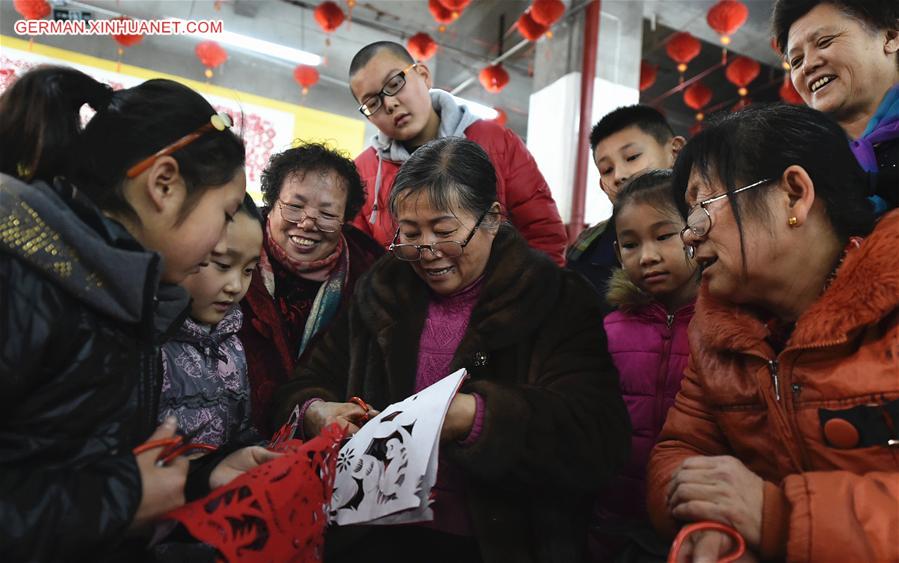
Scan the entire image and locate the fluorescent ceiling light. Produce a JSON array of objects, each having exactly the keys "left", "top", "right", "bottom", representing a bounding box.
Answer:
[
  {"left": 453, "top": 95, "right": 498, "bottom": 120},
  {"left": 175, "top": 19, "right": 321, "bottom": 66}
]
